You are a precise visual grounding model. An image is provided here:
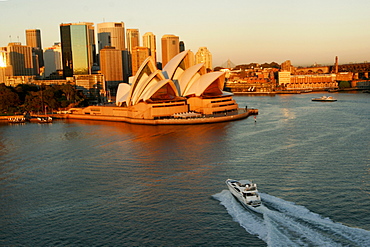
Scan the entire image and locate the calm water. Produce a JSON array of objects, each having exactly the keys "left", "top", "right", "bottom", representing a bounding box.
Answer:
[{"left": 1, "top": 92, "right": 369, "bottom": 246}]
